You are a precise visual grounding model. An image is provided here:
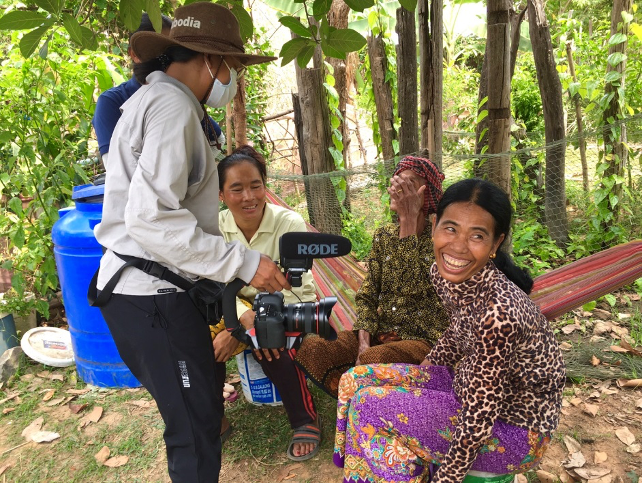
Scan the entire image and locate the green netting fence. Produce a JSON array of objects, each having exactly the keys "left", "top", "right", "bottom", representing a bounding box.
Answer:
[{"left": 264, "top": 115, "right": 642, "bottom": 271}]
